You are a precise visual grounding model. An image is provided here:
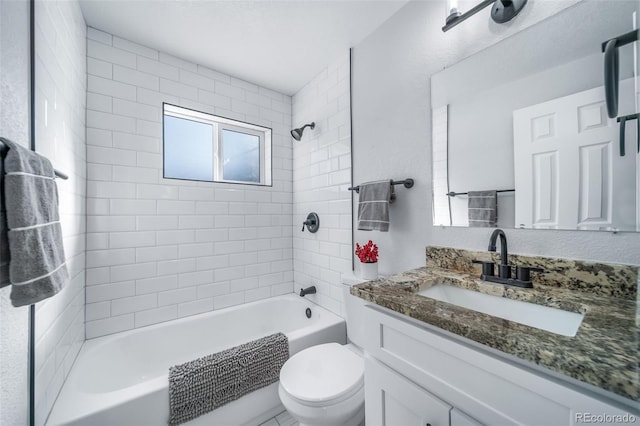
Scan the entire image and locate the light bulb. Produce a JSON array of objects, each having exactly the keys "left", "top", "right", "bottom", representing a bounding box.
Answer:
[{"left": 445, "top": 0, "right": 461, "bottom": 24}]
